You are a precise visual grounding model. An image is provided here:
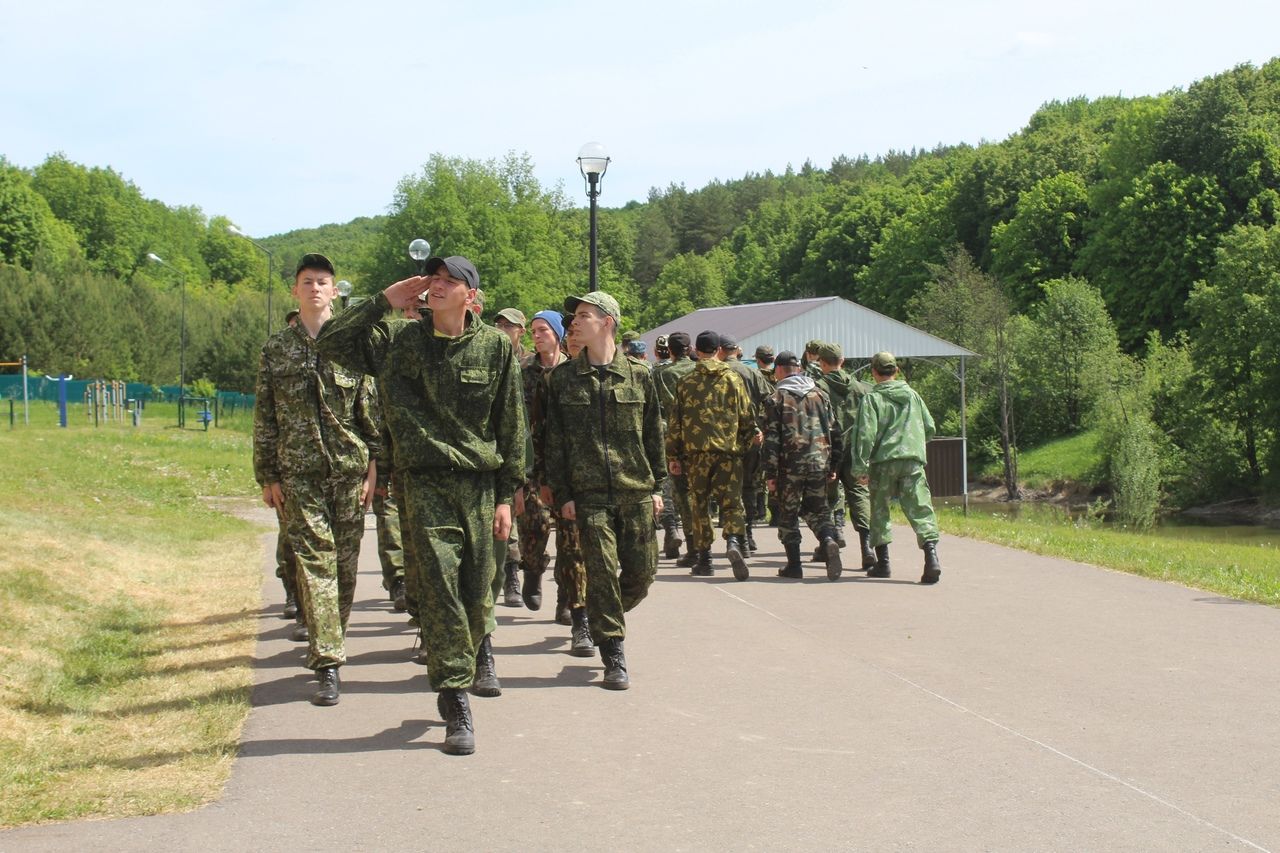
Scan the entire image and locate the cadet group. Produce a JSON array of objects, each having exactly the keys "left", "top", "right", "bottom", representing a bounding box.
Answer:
[{"left": 254, "top": 252, "right": 943, "bottom": 756}]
